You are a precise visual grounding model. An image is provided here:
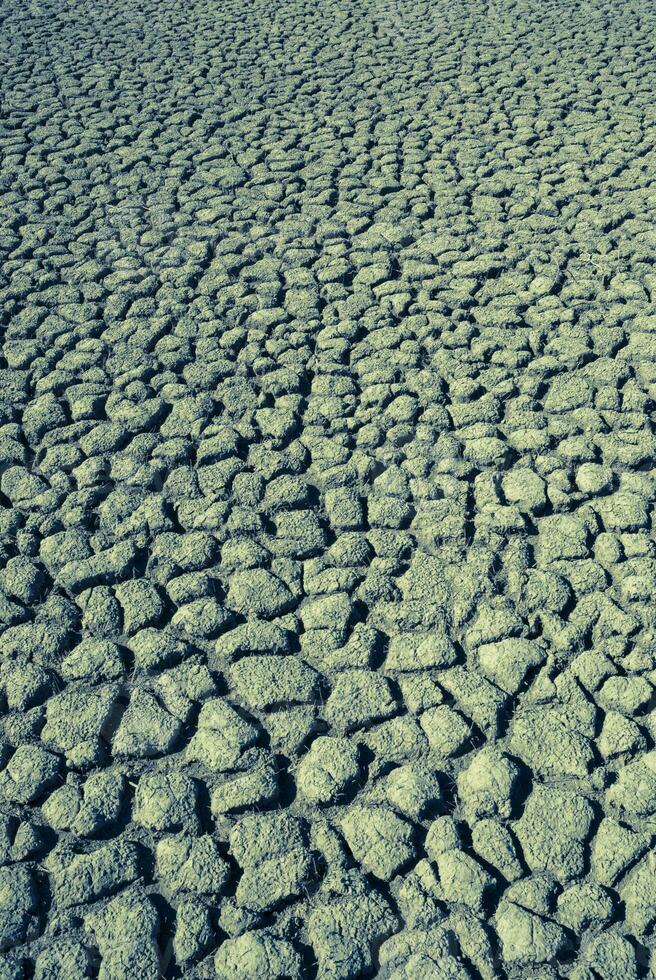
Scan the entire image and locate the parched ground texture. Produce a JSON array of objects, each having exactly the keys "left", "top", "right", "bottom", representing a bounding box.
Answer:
[{"left": 1, "top": 0, "right": 656, "bottom": 976}]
